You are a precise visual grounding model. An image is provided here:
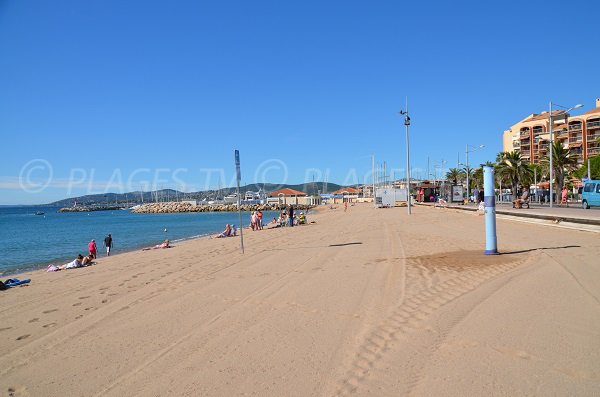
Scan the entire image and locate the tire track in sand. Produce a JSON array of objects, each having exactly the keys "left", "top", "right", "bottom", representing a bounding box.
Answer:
[{"left": 334, "top": 246, "right": 534, "bottom": 396}]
